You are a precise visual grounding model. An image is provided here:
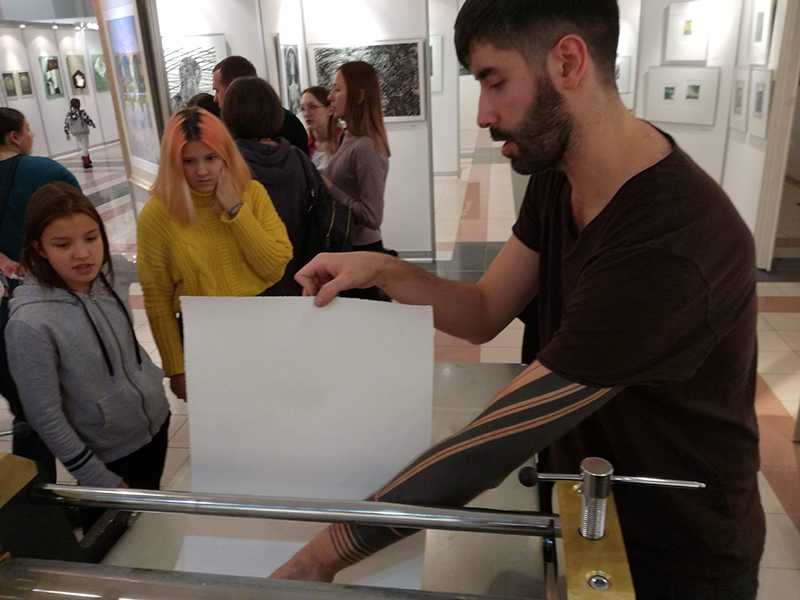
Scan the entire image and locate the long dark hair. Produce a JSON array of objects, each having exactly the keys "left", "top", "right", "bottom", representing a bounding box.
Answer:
[
  {"left": 22, "top": 182, "right": 113, "bottom": 289},
  {"left": 338, "top": 62, "right": 390, "bottom": 157}
]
